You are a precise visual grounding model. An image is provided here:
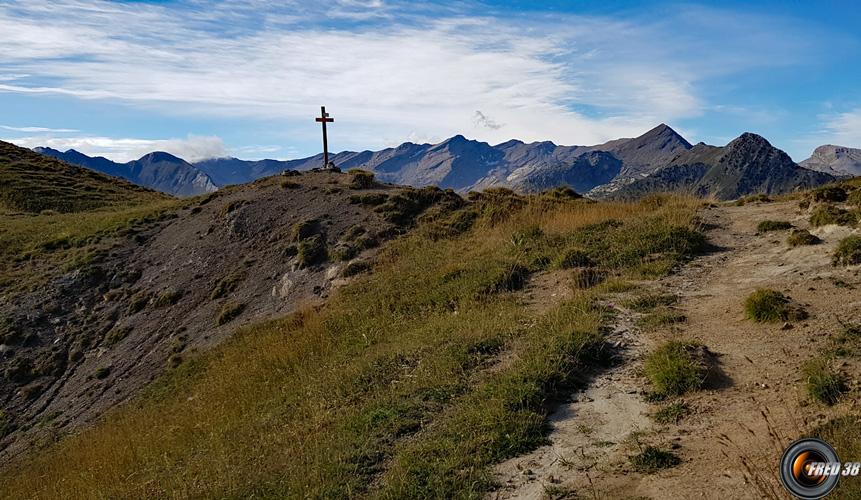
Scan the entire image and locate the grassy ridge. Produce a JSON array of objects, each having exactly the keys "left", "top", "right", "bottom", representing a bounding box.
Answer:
[
  {"left": 0, "top": 141, "right": 165, "bottom": 214},
  {"left": 0, "top": 193, "right": 703, "bottom": 498}
]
